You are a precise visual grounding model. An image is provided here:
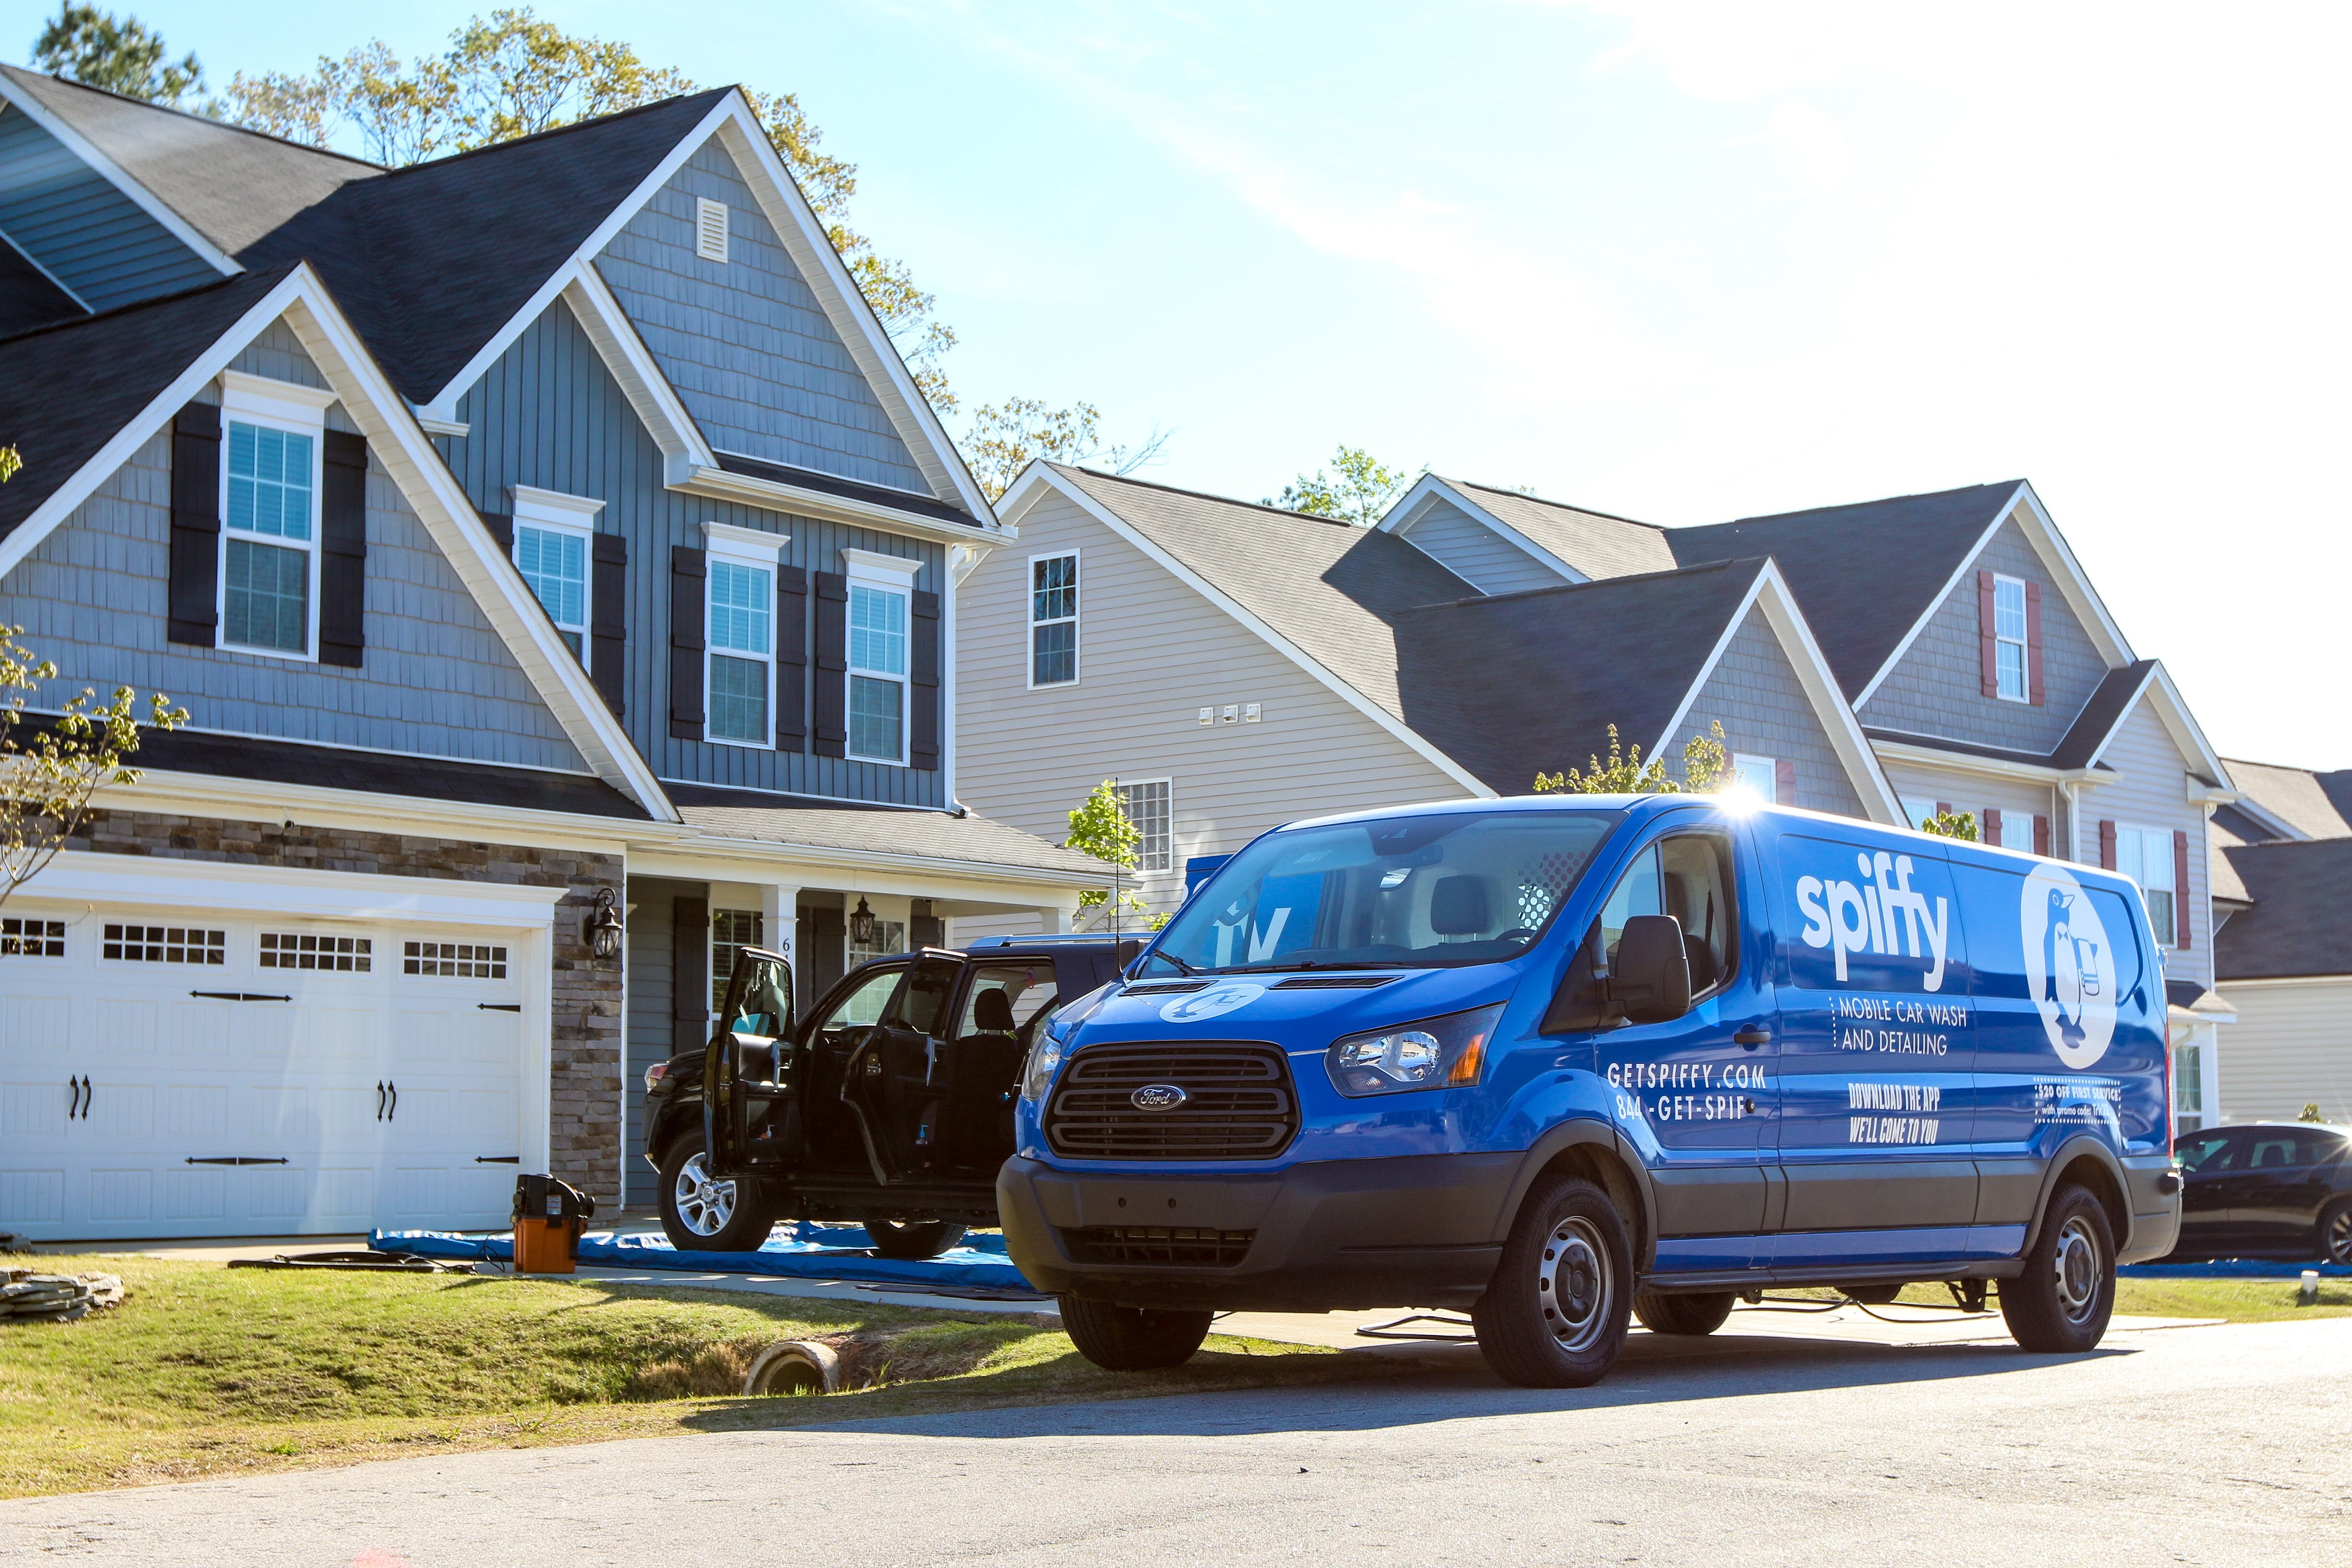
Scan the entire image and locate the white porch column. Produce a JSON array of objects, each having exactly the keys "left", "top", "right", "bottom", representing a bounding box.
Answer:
[{"left": 759, "top": 883, "right": 802, "bottom": 972}]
